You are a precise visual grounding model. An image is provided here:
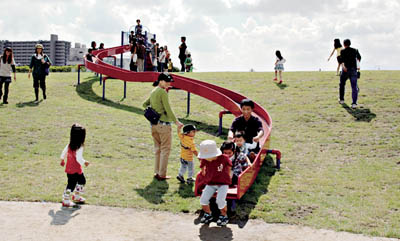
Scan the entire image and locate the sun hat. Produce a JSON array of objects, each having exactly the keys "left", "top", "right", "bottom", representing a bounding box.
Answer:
[
  {"left": 198, "top": 140, "right": 222, "bottom": 159},
  {"left": 35, "top": 44, "right": 44, "bottom": 49}
]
